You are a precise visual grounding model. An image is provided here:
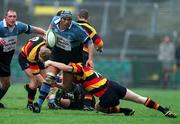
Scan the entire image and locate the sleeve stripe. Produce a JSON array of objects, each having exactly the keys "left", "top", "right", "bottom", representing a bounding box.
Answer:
[
  {"left": 25, "top": 25, "right": 31, "bottom": 33},
  {"left": 84, "top": 37, "right": 91, "bottom": 45}
]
